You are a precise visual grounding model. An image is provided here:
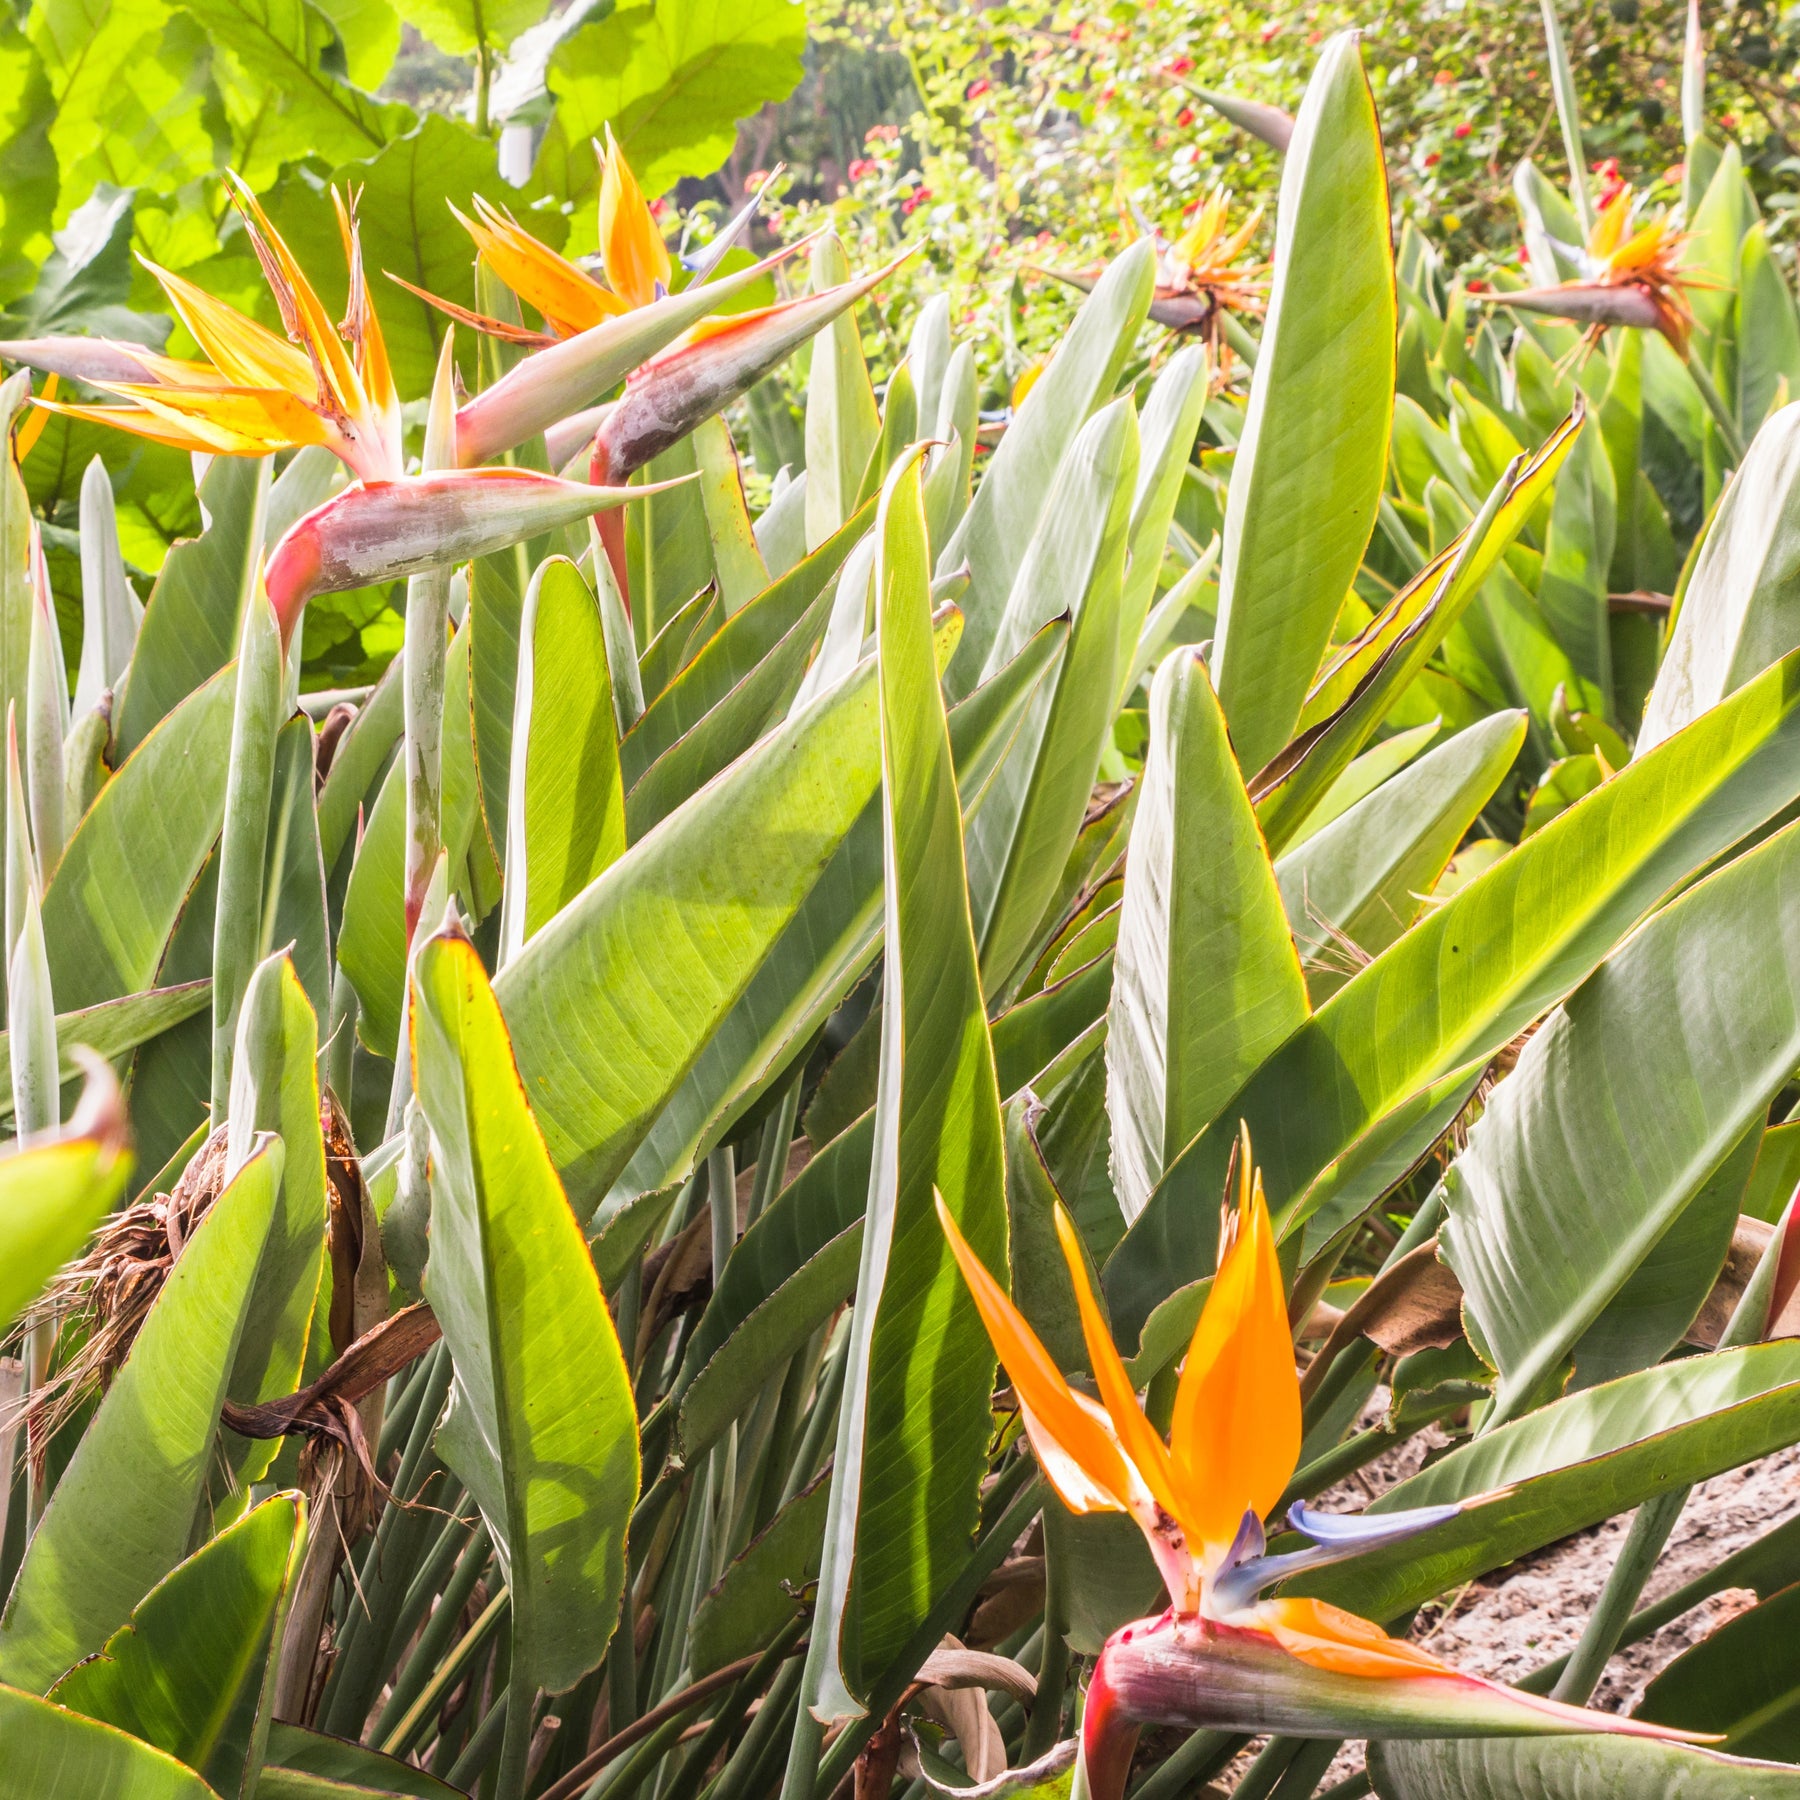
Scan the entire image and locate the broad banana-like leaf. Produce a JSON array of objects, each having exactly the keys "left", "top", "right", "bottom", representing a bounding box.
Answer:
[
  {"left": 804, "top": 234, "right": 880, "bottom": 551},
  {"left": 261, "top": 1722, "right": 466, "bottom": 1798},
  {"left": 1686, "top": 144, "right": 1757, "bottom": 370},
  {"left": 0, "top": 981, "right": 209, "bottom": 1118},
  {"left": 1256, "top": 412, "right": 1578, "bottom": 855},
  {"left": 0, "top": 1059, "right": 130, "bottom": 1334},
  {"left": 694, "top": 414, "right": 770, "bottom": 613},
  {"left": 624, "top": 582, "right": 836, "bottom": 838},
  {"left": 1637, "top": 1579, "right": 1800, "bottom": 1757},
  {"left": 689, "top": 1474, "right": 829, "bottom": 1677},
  {"left": 808, "top": 449, "right": 1008, "bottom": 1715},
  {"left": 1276, "top": 711, "right": 1524, "bottom": 995},
  {"left": 649, "top": 546, "right": 830, "bottom": 758},
  {"left": 638, "top": 579, "right": 720, "bottom": 707},
  {"left": 1735, "top": 224, "right": 1800, "bottom": 436},
  {"left": 1107, "top": 641, "right": 1800, "bottom": 1349},
  {"left": 1371, "top": 1729, "right": 1800, "bottom": 1800},
  {"left": 211, "top": 589, "right": 283, "bottom": 1115},
  {"left": 0, "top": 1685, "right": 218, "bottom": 1799},
  {"left": 114, "top": 455, "right": 269, "bottom": 762},
  {"left": 1107, "top": 647, "right": 1308, "bottom": 1223},
  {"left": 969, "top": 398, "right": 1138, "bottom": 999},
  {"left": 1212, "top": 32, "right": 1396, "bottom": 773},
  {"left": 1537, "top": 421, "right": 1616, "bottom": 715},
  {"left": 939, "top": 238, "right": 1154, "bottom": 695},
  {"left": 412, "top": 925, "right": 639, "bottom": 1695},
  {"left": 263, "top": 718, "right": 333, "bottom": 1019},
  {"left": 220, "top": 955, "right": 328, "bottom": 1479},
  {"left": 1640, "top": 403, "right": 1800, "bottom": 752},
  {"left": 608, "top": 615, "right": 1057, "bottom": 1211},
  {"left": 1444, "top": 819, "right": 1800, "bottom": 1423},
  {"left": 1116, "top": 346, "right": 1210, "bottom": 704},
  {"left": 1281, "top": 717, "right": 1440, "bottom": 853},
  {"left": 315, "top": 660, "right": 402, "bottom": 877},
  {"left": 498, "top": 558, "right": 623, "bottom": 963},
  {"left": 855, "top": 357, "right": 918, "bottom": 509},
  {"left": 50, "top": 1491, "right": 305, "bottom": 1799},
  {"left": 44, "top": 666, "right": 235, "bottom": 1011},
  {"left": 0, "top": 377, "right": 30, "bottom": 856},
  {"left": 493, "top": 601, "right": 890, "bottom": 1207},
  {"left": 0, "top": 1135, "right": 284, "bottom": 1691},
  {"left": 1297, "top": 1338, "right": 1800, "bottom": 1621}
]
